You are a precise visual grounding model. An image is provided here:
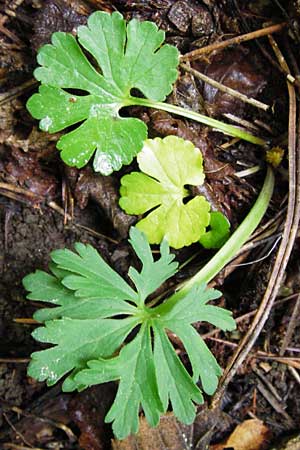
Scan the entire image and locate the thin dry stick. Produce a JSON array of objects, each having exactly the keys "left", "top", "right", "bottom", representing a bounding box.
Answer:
[
  {"left": 0, "top": 79, "right": 37, "bottom": 106},
  {"left": 47, "top": 201, "right": 119, "bottom": 244},
  {"left": 208, "top": 337, "right": 300, "bottom": 368},
  {"left": 280, "top": 293, "right": 300, "bottom": 355},
  {"left": 181, "top": 22, "right": 286, "bottom": 61},
  {"left": 0, "top": 358, "right": 30, "bottom": 363},
  {"left": 212, "top": 37, "right": 300, "bottom": 407},
  {"left": 2, "top": 445, "right": 44, "bottom": 450},
  {"left": 223, "top": 113, "right": 261, "bottom": 132},
  {"left": 0, "top": 182, "right": 41, "bottom": 199},
  {"left": 13, "top": 318, "right": 38, "bottom": 324},
  {"left": 181, "top": 63, "right": 270, "bottom": 111},
  {"left": 3, "top": 414, "right": 33, "bottom": 449},
  {"left": 9, "top": 406, "right": 77, "bottom": 443},
  {"left": 0, "top": 189, "right": 35, "bottom": 205},
  {"left": 256, "top": 380, "right": 295, "bottom": 426}
]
